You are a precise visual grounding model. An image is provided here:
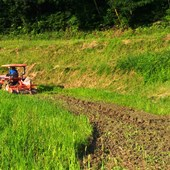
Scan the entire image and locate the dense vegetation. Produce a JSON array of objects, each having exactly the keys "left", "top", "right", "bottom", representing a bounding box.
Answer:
[
  {"left": 0, "top": 26, "right": 169, "bottom": 115},
  {"left": 0, "top": 1, "right": 169, "bottom": 169},
  {"left": 0, "top": 91, "right": 92, "bottom": 169},
  {"left": 0, "top": 0, "right": 169, "bottom": 34}
]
